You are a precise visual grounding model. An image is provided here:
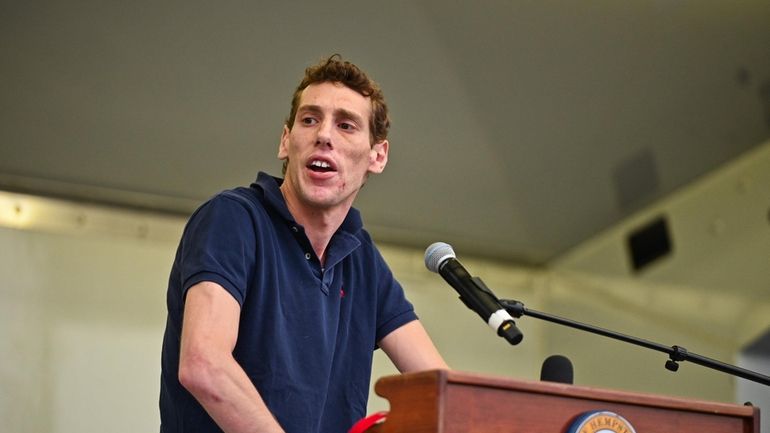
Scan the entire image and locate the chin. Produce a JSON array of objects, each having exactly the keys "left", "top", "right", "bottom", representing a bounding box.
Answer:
[
  {"left": 308, "top": 189, "right": 358, "bottom": 209},
  {"left": 298, "top": 188, "right": 338, "bottom": 207}
]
